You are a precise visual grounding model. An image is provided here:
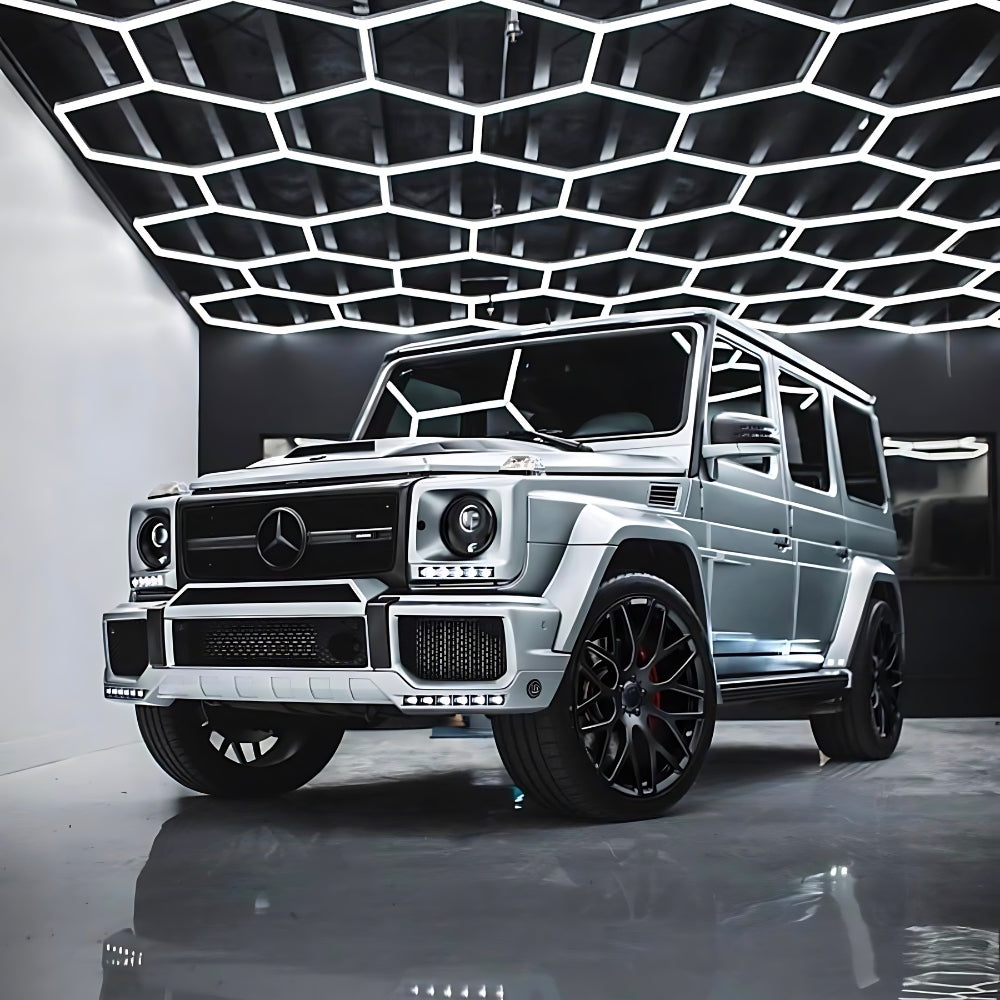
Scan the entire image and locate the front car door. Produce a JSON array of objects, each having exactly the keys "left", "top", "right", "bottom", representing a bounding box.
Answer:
[{"left": 700, "top": 333, "right": 796, "bottom": 676}]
